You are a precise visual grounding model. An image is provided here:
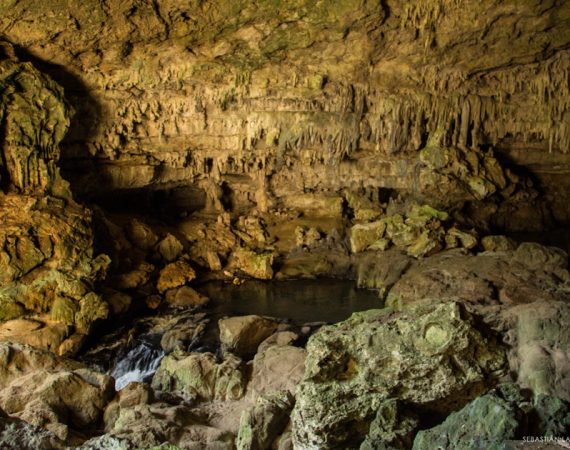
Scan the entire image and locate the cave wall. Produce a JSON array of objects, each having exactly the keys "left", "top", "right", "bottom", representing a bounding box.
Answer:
[{"left": 1, "top": 0, "right": 569, "bottom": 223}]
